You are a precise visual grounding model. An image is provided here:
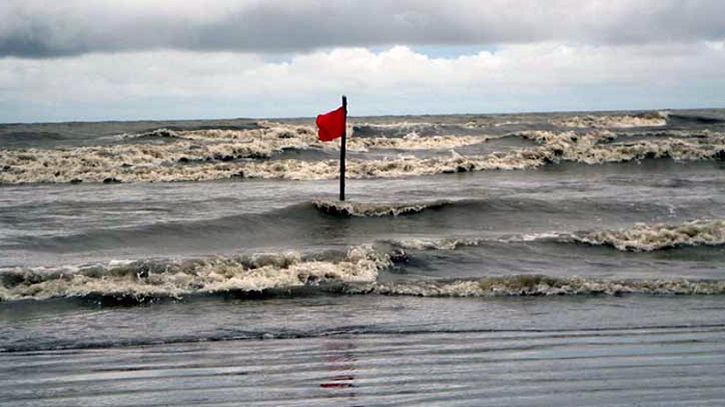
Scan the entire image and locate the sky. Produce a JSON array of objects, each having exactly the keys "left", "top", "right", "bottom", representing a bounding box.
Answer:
[{"left": 1, "top": 0, "right": 724, "bottom": 123}]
